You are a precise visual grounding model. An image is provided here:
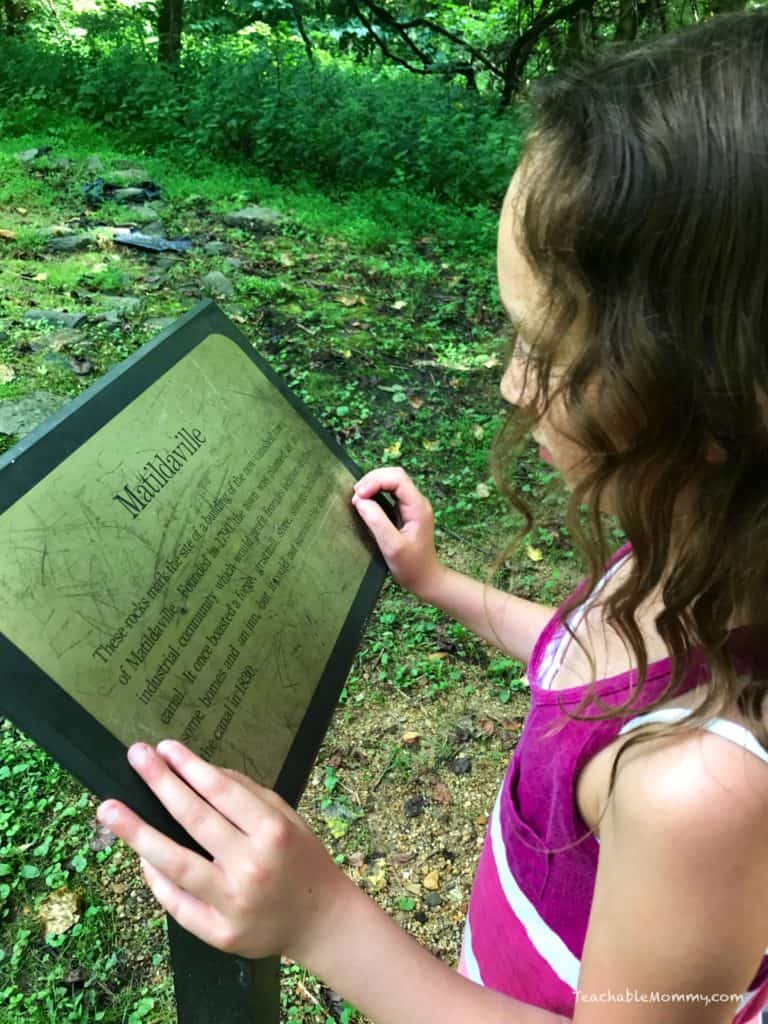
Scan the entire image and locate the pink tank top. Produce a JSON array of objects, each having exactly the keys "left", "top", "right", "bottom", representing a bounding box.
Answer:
[{"left": 458, "top": 542, "right": 768, "bottom": 1021}]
